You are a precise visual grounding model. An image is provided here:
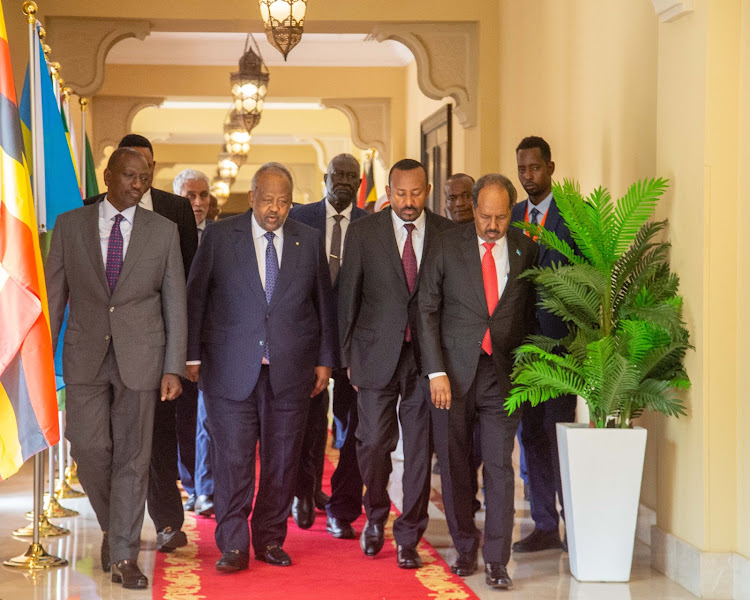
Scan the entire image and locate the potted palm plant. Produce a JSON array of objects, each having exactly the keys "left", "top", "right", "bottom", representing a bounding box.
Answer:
[{"left": 504, "top": 178, "right": 691, "bottom": 582}]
